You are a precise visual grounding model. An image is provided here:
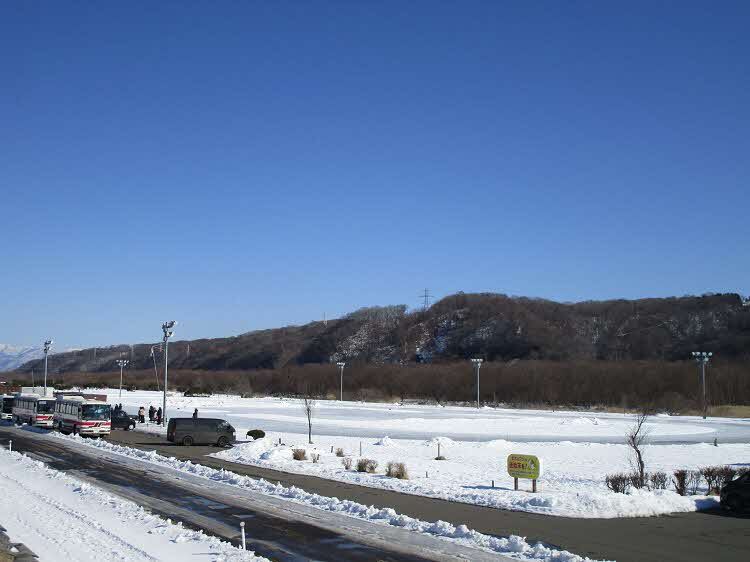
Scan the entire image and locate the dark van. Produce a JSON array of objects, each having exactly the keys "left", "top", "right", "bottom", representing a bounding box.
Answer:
[
  {"left": 720, "top": 471, "right": 750, "bottom": 513},
  {"left": 167, "top": 417, "right": 236, "bottom": 447}
]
